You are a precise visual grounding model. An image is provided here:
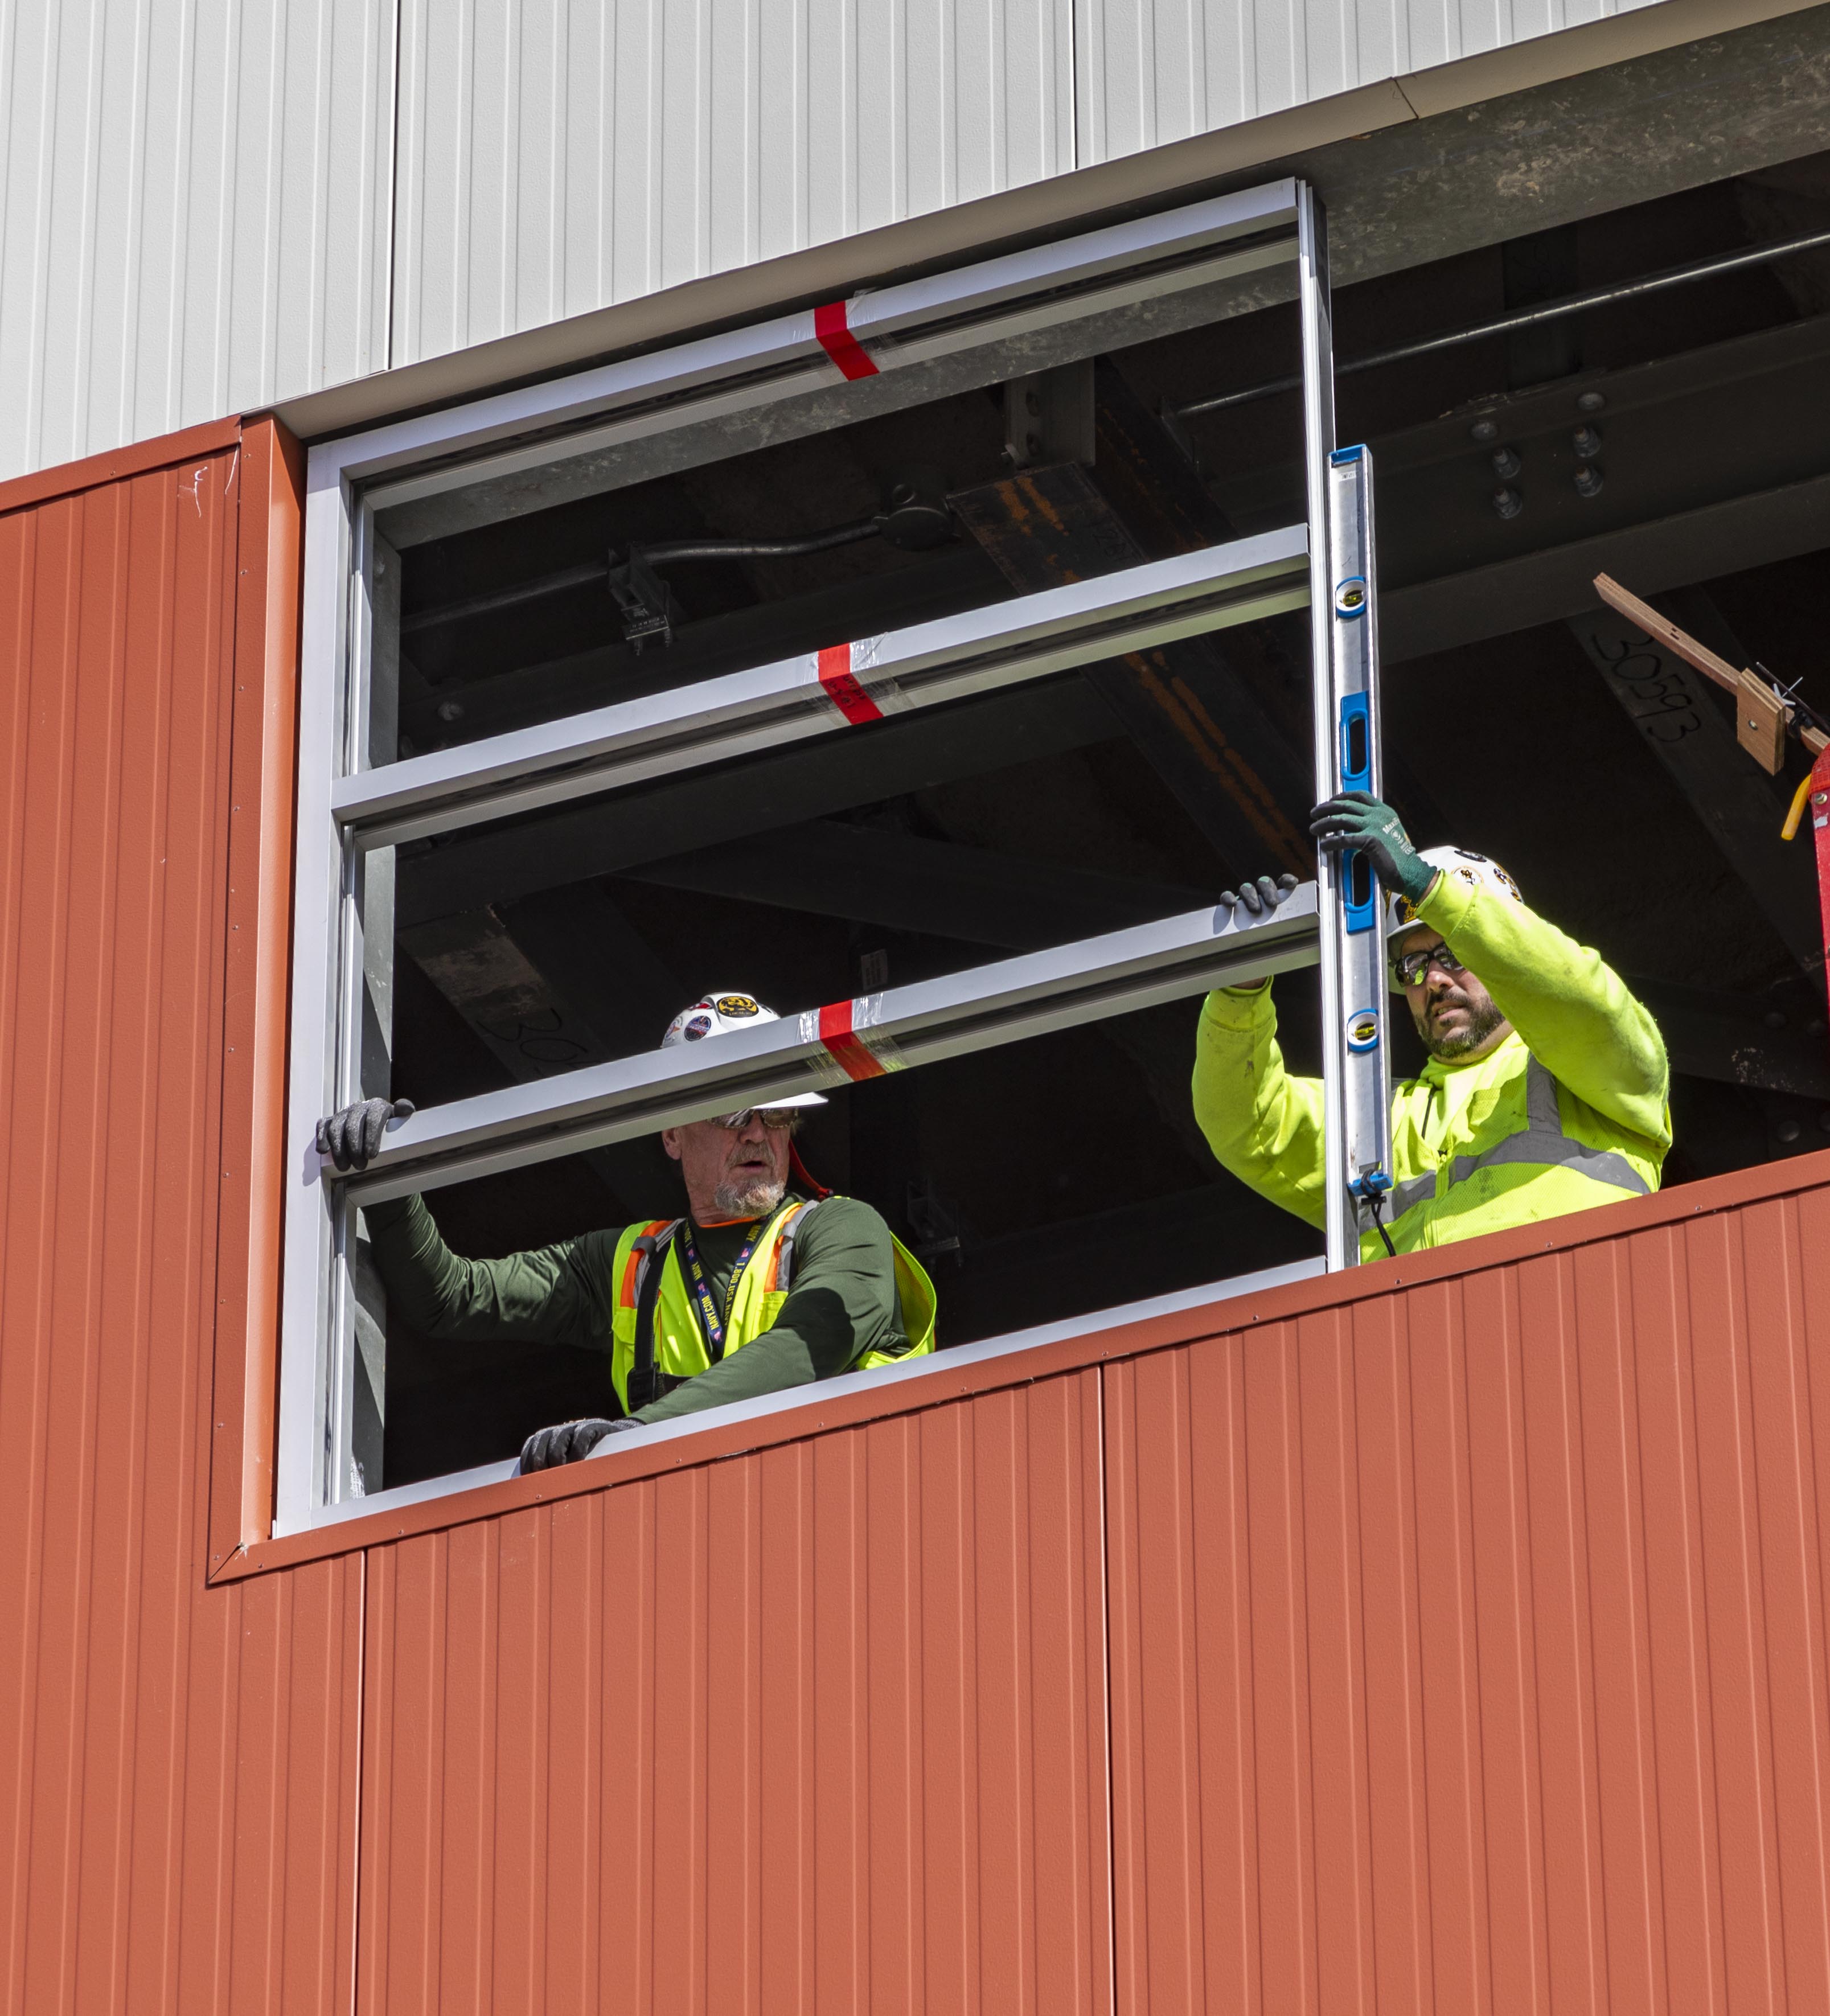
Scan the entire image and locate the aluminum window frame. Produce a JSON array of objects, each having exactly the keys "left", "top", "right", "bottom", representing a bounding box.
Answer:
[{"left": 278, "top": 175, "right": 1332, "bottom": 1537}]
